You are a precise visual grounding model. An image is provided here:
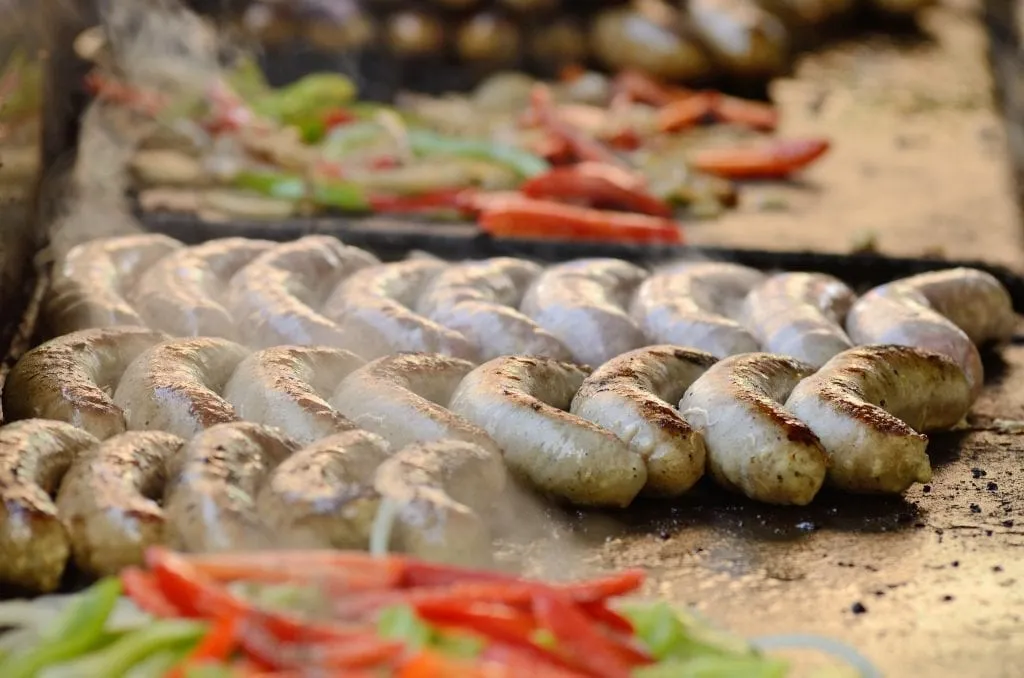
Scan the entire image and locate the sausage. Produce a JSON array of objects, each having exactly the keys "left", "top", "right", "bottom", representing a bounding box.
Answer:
[
  {"left": 529, "top": 20, "right": 588, "bottom": 72},
  {"left": 258, "top": 430, "right": 391, "bottom": 549},
  {"left": 570, "top": 346, "right": 717, "bottom": 496},
  {"left": 55, "top": 431, "right": 184, "bottom": 577},
  {"left": 416, "top": 258, "right": 572, "bottom": 361},
  {"left": 45, "top": 234, "right": 183, "bottom": 335},
  {"left": 678, "top": 353, "right": 827, "bottom": 505},
  {"left": 3, "top": 327, "right": 168, "bottom": 439},
  {"left": 630, "top": 262, "right": 764, "bottom": 359},
  {"left": 845, "top": 268, "right": 1017, "bottom": 401},
  {"left": 227, "top": 235, "right": 380, "bottom": 352},
  {"left": 589, "top": 7, "right": 714, "bottom": 82},
  {"left": 223, "top": 346, "right": 366, "bottom": 446},
  {"left": 687, "top": 0, "right": 790, "bottom": 78},
  {"left": 867, "top": 0, "right": 936, "bottom": 16},
  {"left": 785, "top": 345, "right": 971, "bottom": 493},
  {"left": 323, "top": 259, "right": 478, "bottom": 361},
  {"left": 521, "top": 258, "right": 648, "bottom": 367},
  {"left": 0, "top": 420, "right": 99, "bottom": 591},
  {"left": 741, "top": 272, "right": 856, "bottom": 368},
  {"left": 113, "top": 337, "right": 250, "bottom": 438},
  {"left": 455, "top": 13, "right": 521, "bottom": 65},
  {"left": 330, "top": 353, "right": 498, "bottom": 454},
  {"left": 385, "top": 11, "right": 445, "bottom": 57},
  {"left": 164, "top": 422, "right": 297, "bottom": 552},
  {"left": 374, "top": 440, "right": 506, "bottom": 566},
  {"left": 131, "top": 238, "right": 275, "bottom": 340},
  {"left": 449, "top": 356, "right": 647, "bottom": 507}
]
